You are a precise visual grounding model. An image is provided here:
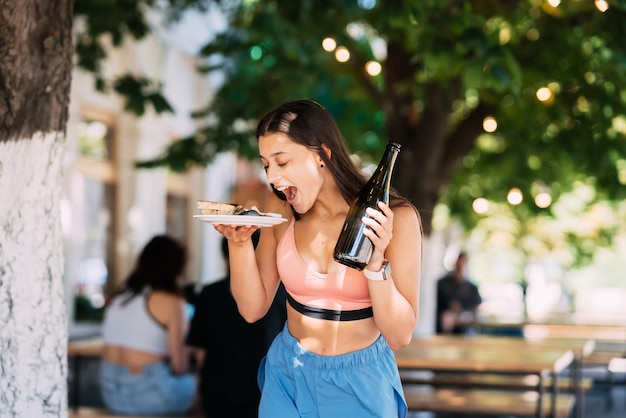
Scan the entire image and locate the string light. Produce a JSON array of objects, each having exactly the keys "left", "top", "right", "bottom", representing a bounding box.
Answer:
[
  {"left": 483, "top": 116, "right": 497, "bottom": 133},
  {"left": 594, "top": 0, "right": 609, "bottom": 12},
  {"left": 507, "top": 187, "right": 523, "bottom": 205},
  {"left": 535, "top": 192, "right": 552, "bottom": 208},
  {"left": 472, "top": 198, "right": 490, "bottom": 214},
  {"left": 365, "top": 61, "right": 381, "bottom": 76},
  {"left": 322, "top": 37, "right": 337, "bottom": 52},
  {"left": 335, "top": 46, "right": 350, "bottom": 63},
  {"left": 536, "top": 87, "right": 552, "bottom": 102}
]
